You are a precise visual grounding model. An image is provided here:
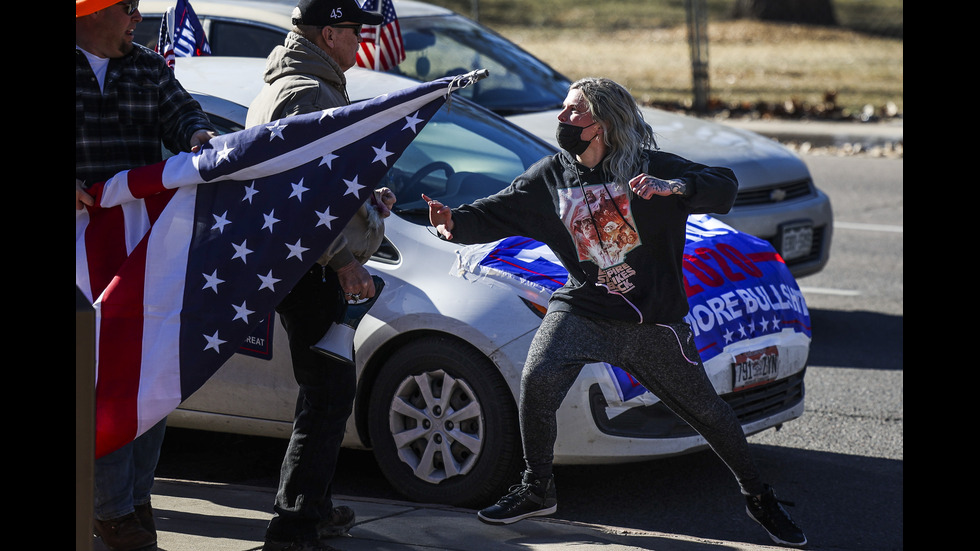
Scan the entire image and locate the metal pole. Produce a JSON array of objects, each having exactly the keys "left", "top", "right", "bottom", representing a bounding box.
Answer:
[
  {"left": 77, "top": 287, "right": 95, "bottom": 551},
  {"left": 685, "top": 0, "right": 710, "bottom": 114}
]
